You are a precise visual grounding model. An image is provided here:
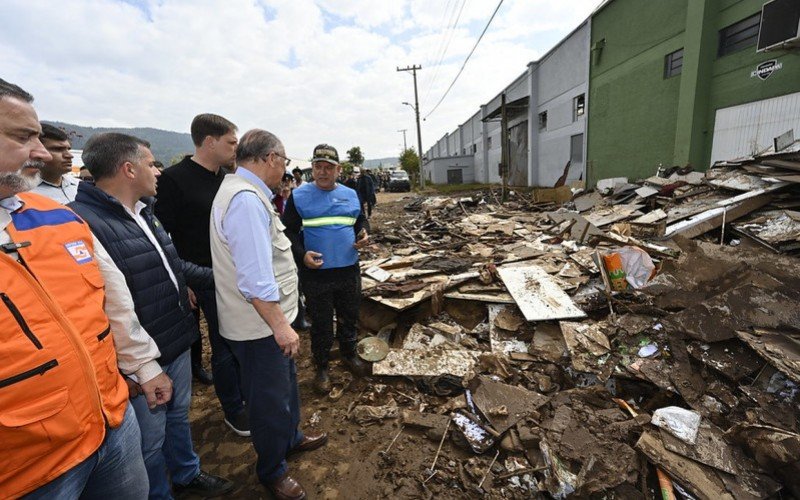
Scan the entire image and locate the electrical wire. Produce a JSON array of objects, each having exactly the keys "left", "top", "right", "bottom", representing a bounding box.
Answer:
[
  {"left": 423, "top": 0, "right": 504, "bottom": 120},
  {"left": 421, "top": 0, "right": 468, "bottom": 106}
]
